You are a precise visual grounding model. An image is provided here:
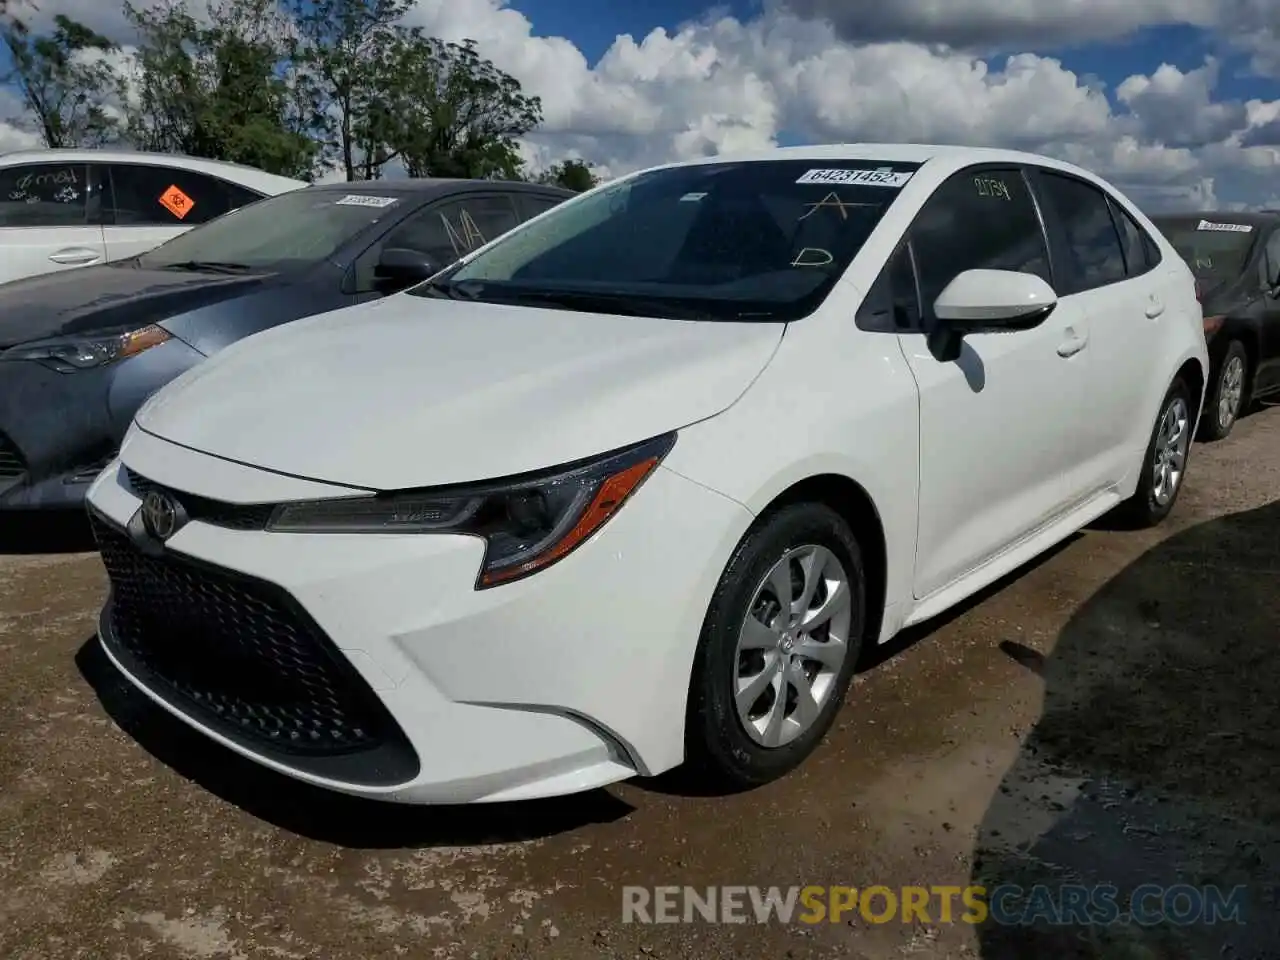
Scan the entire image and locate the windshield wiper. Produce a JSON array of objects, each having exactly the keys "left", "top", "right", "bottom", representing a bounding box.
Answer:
[
  {"left": 415, "top": 279, "right": 479, "bottom": 300},
  {"left": 156, "top": 260, "right": 254, "bottom": 274}
]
